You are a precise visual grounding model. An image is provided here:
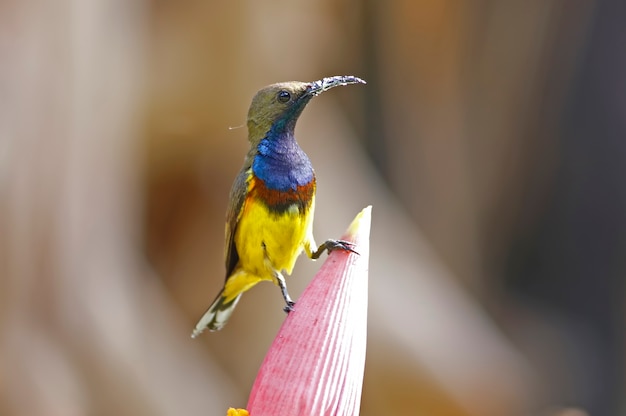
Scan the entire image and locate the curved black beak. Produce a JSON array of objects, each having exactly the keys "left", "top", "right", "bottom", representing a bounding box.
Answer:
[{"left": 306, "top": 75, "right": 366, "bottom": 97}]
